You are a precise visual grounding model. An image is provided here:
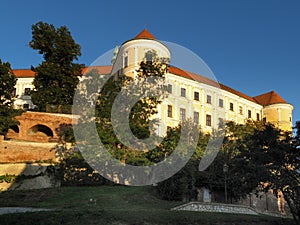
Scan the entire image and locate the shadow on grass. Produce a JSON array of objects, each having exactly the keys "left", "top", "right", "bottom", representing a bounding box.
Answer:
[{"left": 0, "top": 186, "right": 294, "bottom": 225}]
